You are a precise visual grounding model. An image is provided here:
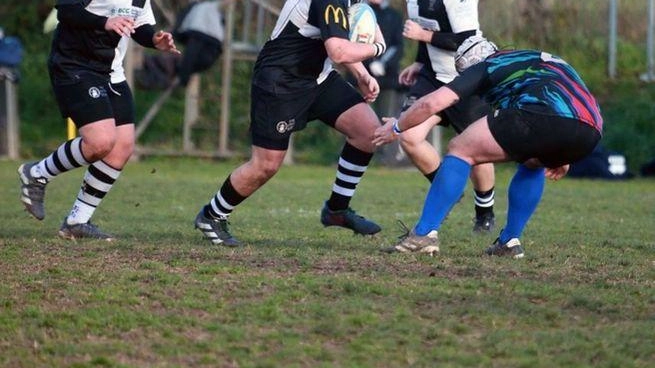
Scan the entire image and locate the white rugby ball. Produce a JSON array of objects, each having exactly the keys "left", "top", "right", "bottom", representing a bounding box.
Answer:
[{"left": 348, "top": 3, "right": 377, "bottom": 44}]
